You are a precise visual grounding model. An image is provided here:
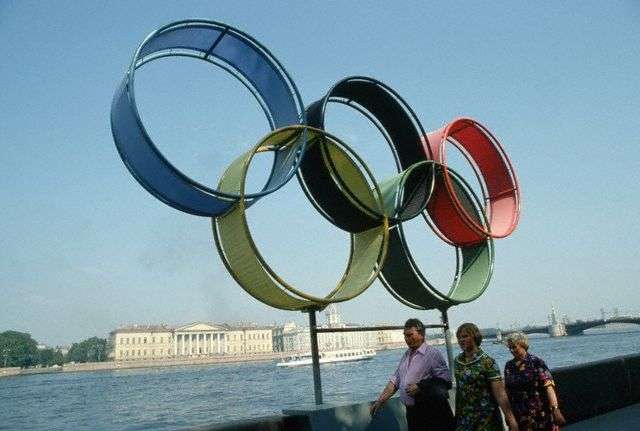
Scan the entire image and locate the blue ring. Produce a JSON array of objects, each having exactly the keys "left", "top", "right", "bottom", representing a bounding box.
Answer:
[{"left": 110, "top": 20, "right": 306, "bottom": 216}]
